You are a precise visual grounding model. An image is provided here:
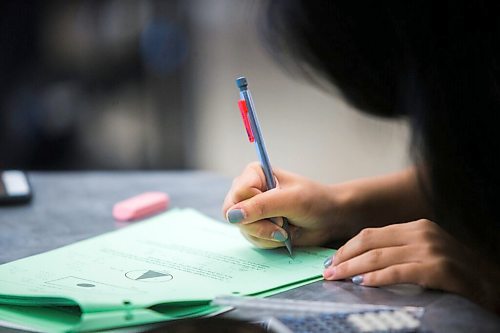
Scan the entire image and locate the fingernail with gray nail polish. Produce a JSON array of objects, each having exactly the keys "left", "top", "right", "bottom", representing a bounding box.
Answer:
[
  {"left": 227, "top": 209, "right": 244, "bottom": 223},
  {"left": 323, "top": 257, "right": 332, "bottom": 268},
  {"left": 352, "top": 275, "right": 364, "bottom": 285},
  {"left": 272, "top": 231, "right": 287, "bottom": 242}
]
